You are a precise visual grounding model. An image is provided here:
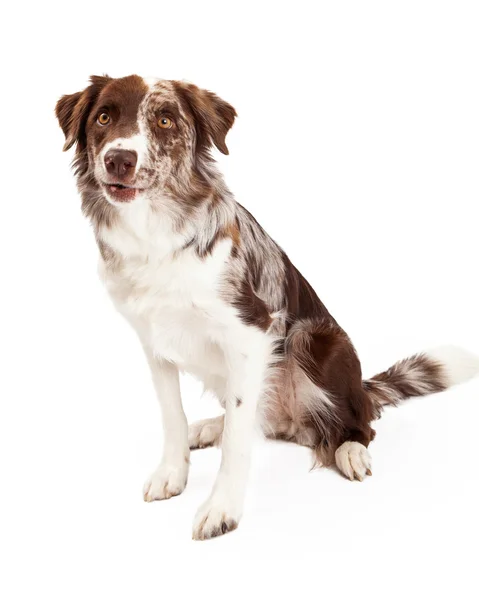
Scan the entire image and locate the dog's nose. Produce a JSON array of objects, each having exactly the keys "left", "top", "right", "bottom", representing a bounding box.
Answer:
[{"left": 104, "top": 149, "right": 137, "bottom": 178}]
